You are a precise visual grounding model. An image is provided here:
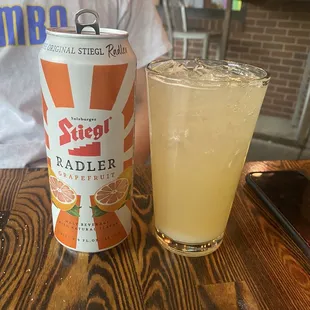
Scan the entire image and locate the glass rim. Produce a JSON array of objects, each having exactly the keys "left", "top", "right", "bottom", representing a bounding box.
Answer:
[{"left": 146, "top": 59, "right": 270, "bottom": 84}]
